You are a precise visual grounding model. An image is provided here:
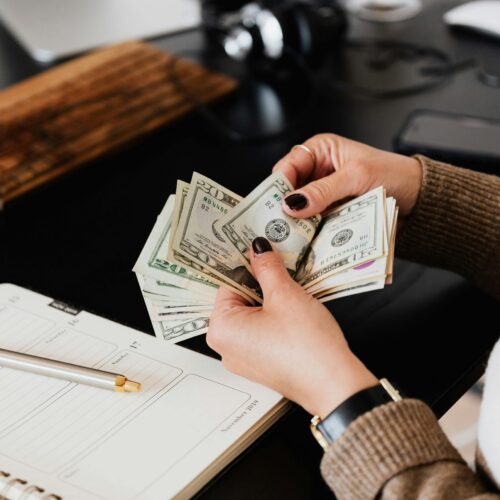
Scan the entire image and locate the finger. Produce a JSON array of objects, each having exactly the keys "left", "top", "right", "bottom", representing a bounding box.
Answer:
[
  {"left": 208, "top": 288, "right": 254, "bottom": 356},
  {"left": 272, "top": 145, "right": 313, "bottom": 187},
  {"left": 213, "top": 286, "right": 249, "bottom": 315},
  {"left": 250, "top": 237, "right": 296, "bottom": 298},
  {"left": 282, "top": 166, "right": 364, "bottom": 218},
  {"left": 272, "top": 135, "right": 335, "bottom": 188}
]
